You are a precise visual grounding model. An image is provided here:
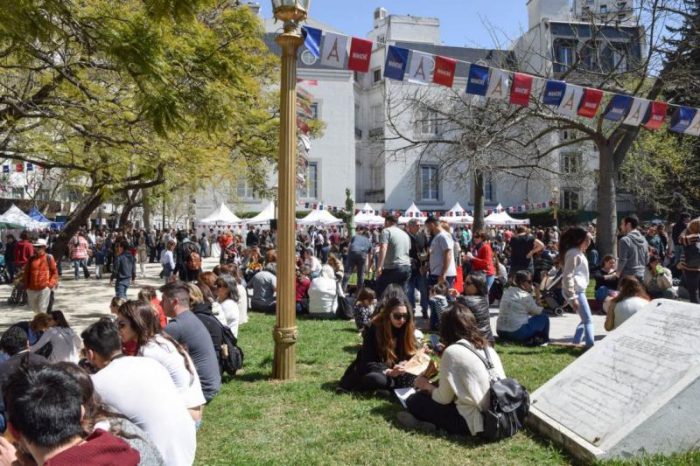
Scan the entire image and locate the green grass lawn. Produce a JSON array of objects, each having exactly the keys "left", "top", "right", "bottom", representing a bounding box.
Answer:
[{"left": 196, "top": 314, "right": 699, "bottom": 466}]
